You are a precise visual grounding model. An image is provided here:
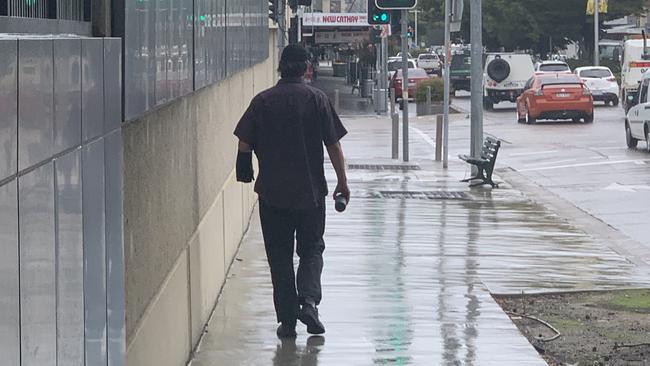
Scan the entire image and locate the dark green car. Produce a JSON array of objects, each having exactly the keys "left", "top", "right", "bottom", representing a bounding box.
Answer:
[{"left": 450, "top": 51, "right": 471, "bottom": 94}]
